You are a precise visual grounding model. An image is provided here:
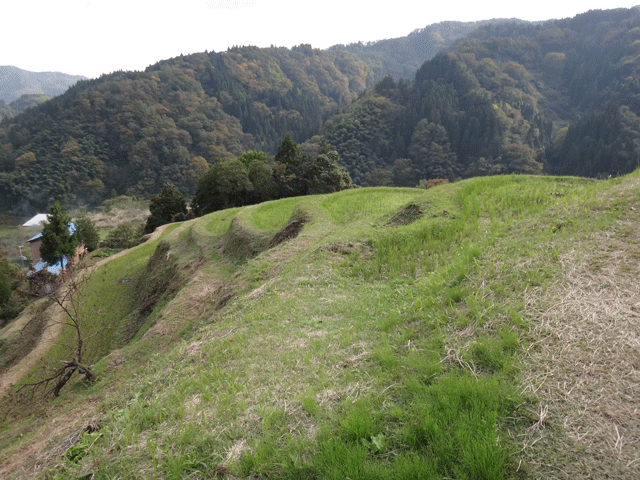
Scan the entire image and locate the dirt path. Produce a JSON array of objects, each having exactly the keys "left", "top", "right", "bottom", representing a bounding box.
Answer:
[
  {"left": 0, "top": 224, "right": 169, "bottom": 398},
  {"left": 0, "top": 303, "right": 65, "bottom": 398}
]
